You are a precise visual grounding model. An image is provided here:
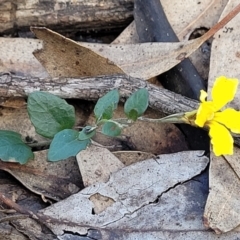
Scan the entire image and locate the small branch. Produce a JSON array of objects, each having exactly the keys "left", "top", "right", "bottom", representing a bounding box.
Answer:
[
  {"left": 0, "top": 73, "right": 199, "bottom": 115},
  {"left": 0, "top": 192, "right": 38, "bottom": 220},
  {"left": 0, "top": 214, "right": 28, "bottom": 223},
  {"left": 202, "top": 3, "right": 240, "bottom": 42}
]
